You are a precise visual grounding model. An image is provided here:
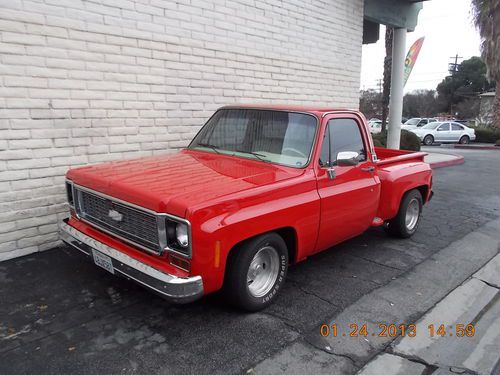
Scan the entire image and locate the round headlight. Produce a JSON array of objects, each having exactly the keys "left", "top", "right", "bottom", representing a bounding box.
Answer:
[{"left": 175, "top": 223, "right": 189, "bottom": 248}]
